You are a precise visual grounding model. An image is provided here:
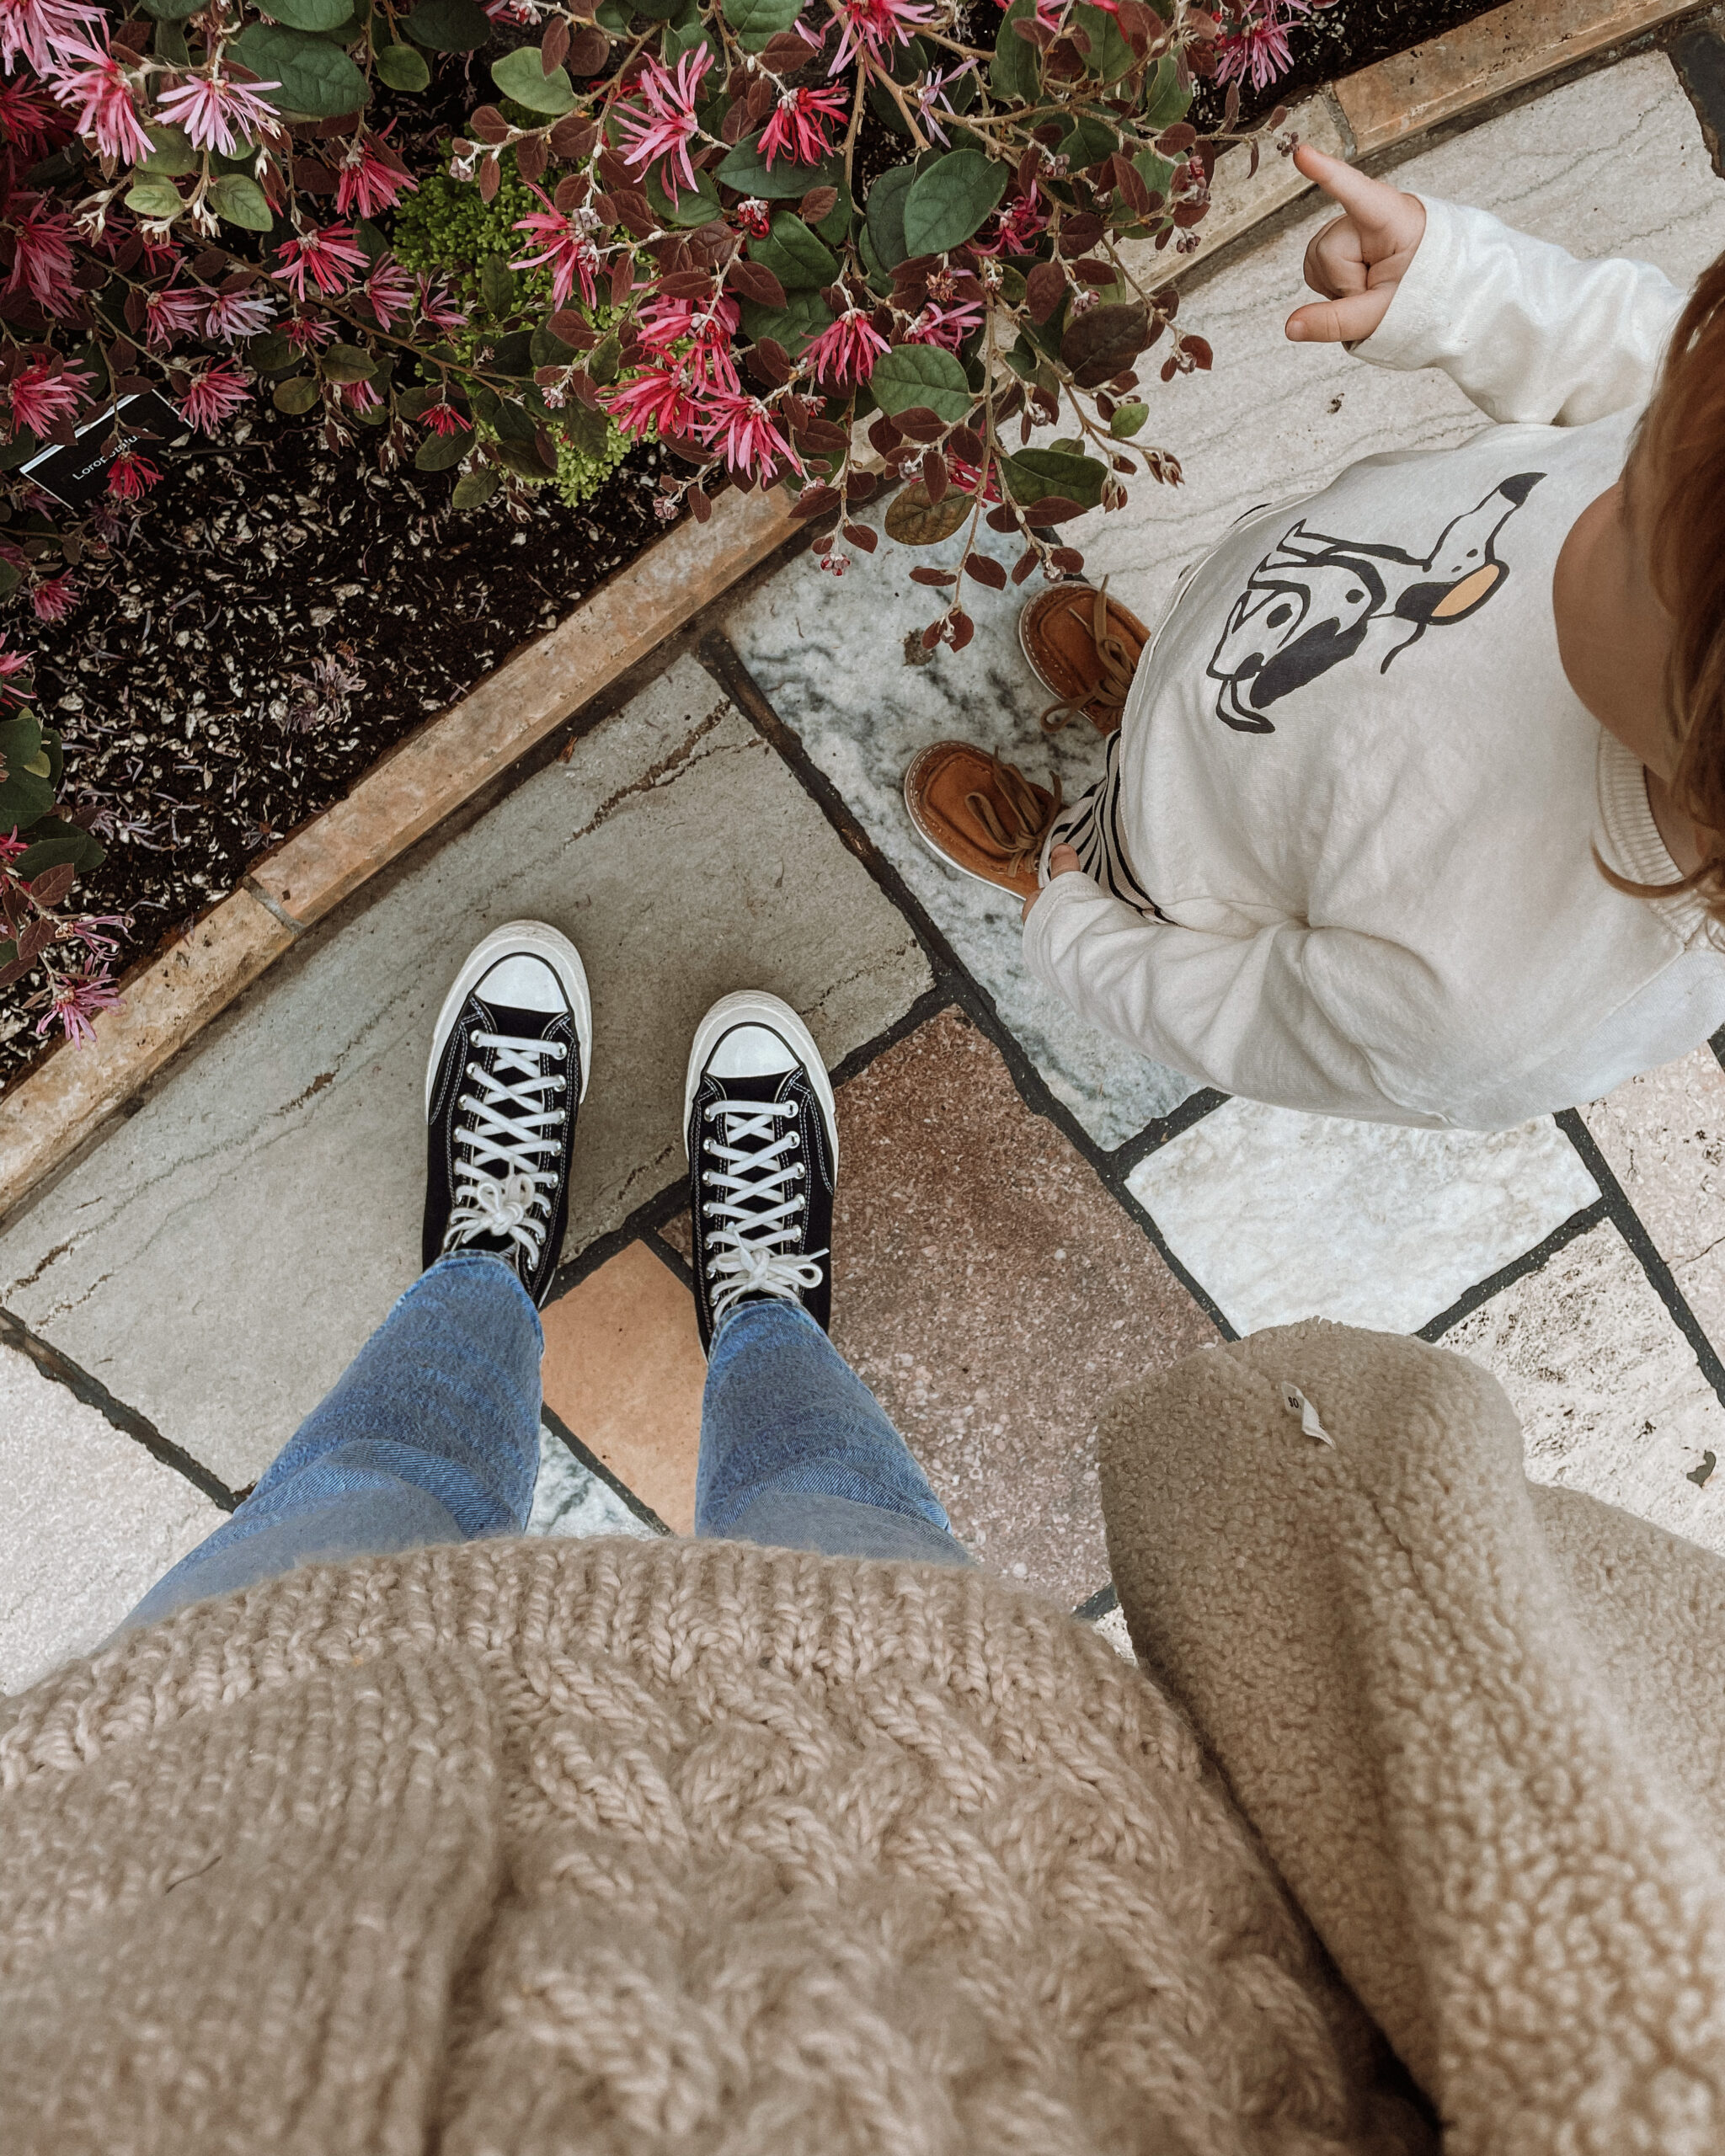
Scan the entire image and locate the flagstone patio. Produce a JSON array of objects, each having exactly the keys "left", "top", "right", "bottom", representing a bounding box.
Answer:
[{"left": 6, "top": 39, "right": 1725, "bottom": 1691}]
